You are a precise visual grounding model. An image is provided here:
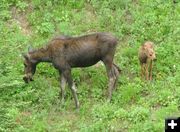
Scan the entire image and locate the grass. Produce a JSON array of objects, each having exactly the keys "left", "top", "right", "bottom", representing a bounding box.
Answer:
[{"left": 0, "top": 0, "right": 180, "bottom": 131}]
